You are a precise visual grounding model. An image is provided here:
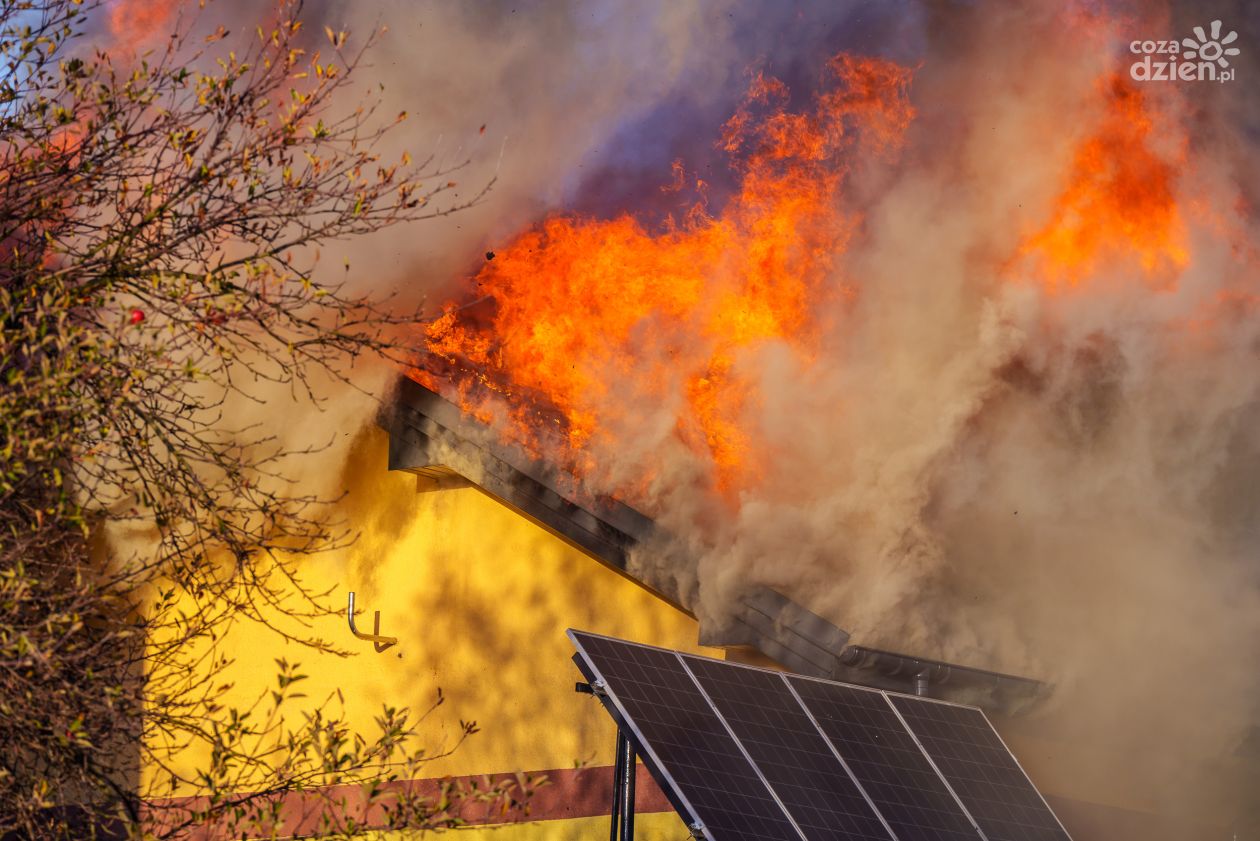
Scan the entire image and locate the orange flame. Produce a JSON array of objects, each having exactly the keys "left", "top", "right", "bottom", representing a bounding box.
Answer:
[
  {"left": 1017, "top": 74, "right": 1189, "bottom": 290},
  {"left": 417, "top": 55, "right": 914, "bottom": 500}
]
